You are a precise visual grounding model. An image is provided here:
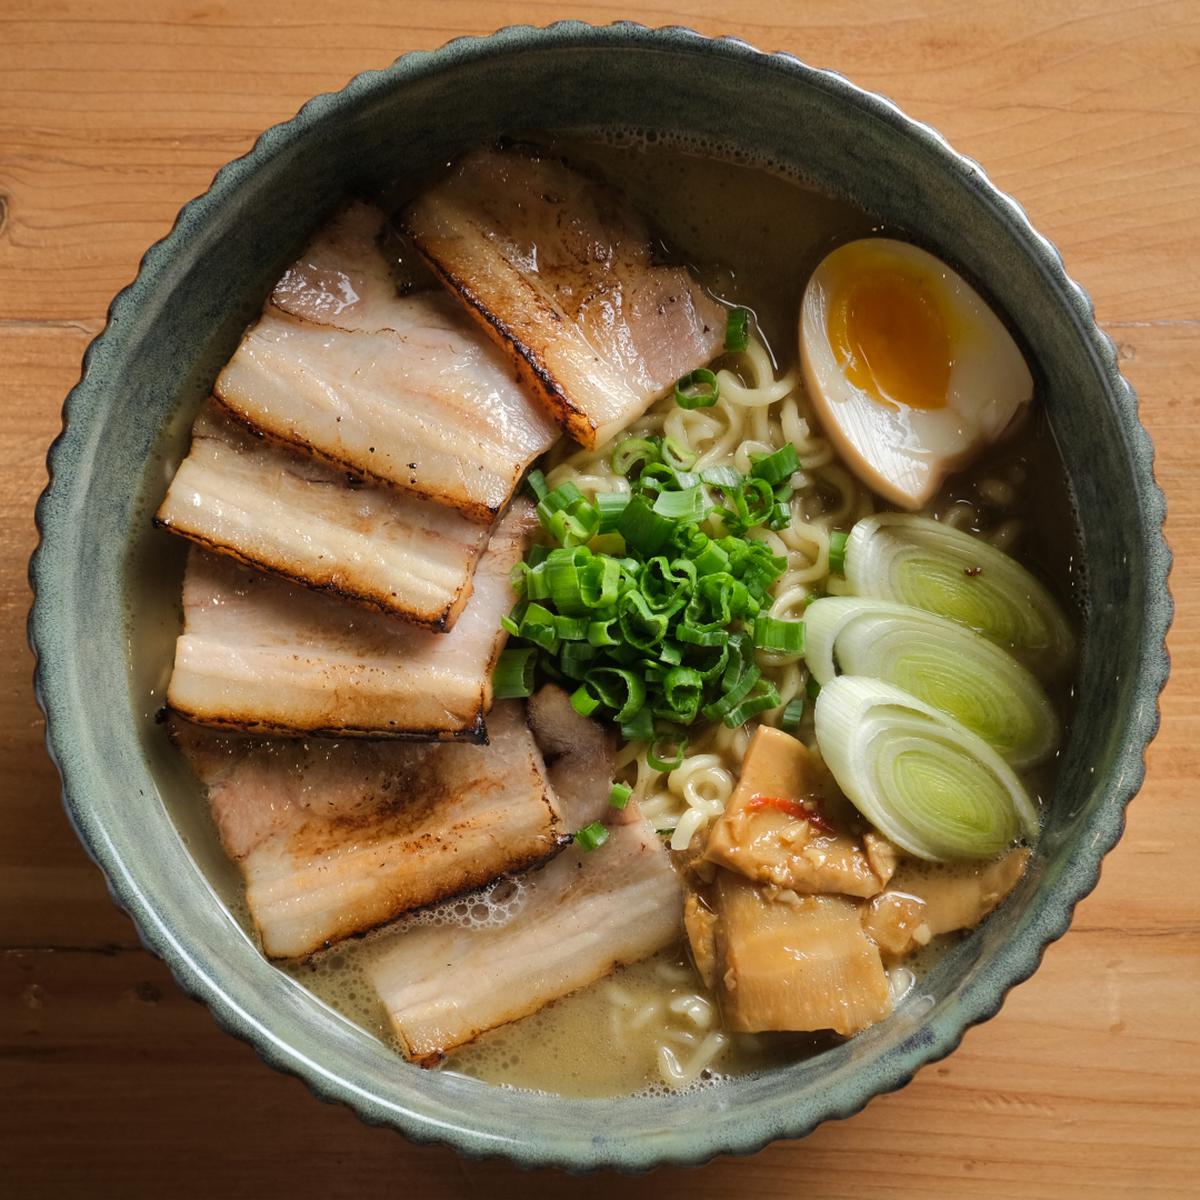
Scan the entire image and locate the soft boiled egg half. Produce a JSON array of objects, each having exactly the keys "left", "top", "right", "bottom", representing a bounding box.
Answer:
[{"left": 799, "top": 239, "right": 1033, "bottom": 509}]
